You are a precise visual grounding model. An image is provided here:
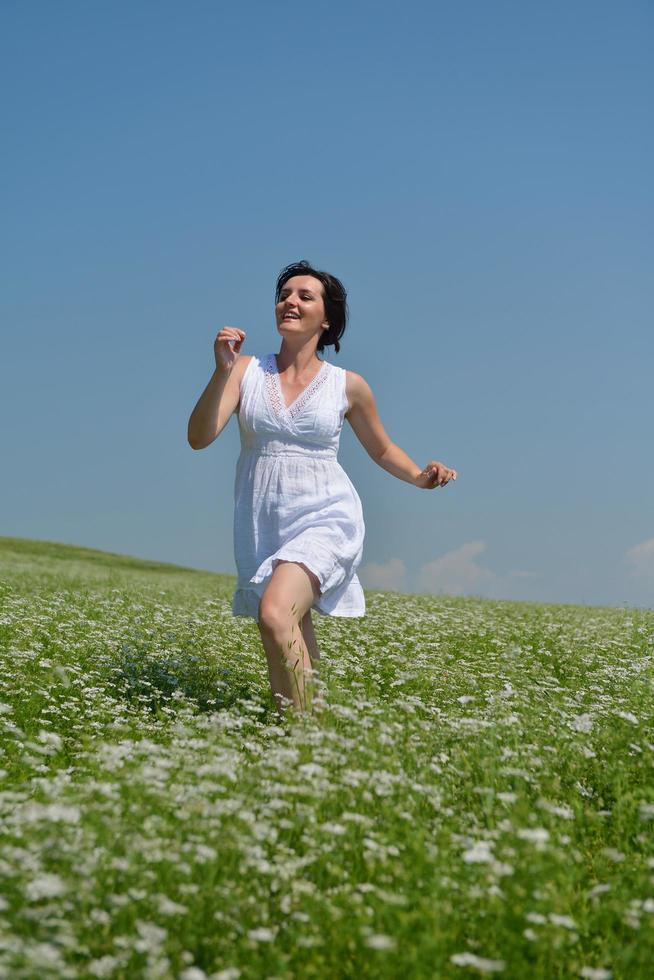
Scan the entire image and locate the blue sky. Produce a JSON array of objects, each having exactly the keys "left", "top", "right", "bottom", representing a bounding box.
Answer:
[{"left": 2, "top": 0, "right": 652, "bottom": 609}]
